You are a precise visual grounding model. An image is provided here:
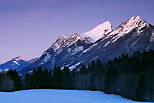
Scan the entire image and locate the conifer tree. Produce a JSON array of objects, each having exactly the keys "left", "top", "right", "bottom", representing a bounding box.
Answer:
[
  {"left": 95, "top": 59, "right": 104, "bottom": 75},
  {"left": 30, "top": 69, "right": 37, "bottom": 88},
  {"left": 79, "top": 64, "right": 87, "bottom": 74},
  {"left": 104, "top": 65, "right": 118, "bottom": 94},
  {"left": 37, "top": 66, "right": 44, "bottom": 88},
  {"left": 52, "top": 66, "right": 63, "bottom": 89},
  {"left": 136, "top": 74, "right": 145, "bottom": 101},
  {"left": 42, "top": 68, "right": 52, "bottom": 88},
  {"left": 0, "top": 73, "right": 15, "bottom": 91},
  {"left": 24, "top": 73, "right": 31, "bottom": 89},
  {"left": 7, "top": 70, "right": 22, "bottom": 90},
  {"left": 62, "top": 66, "right": 73, "bottom": 89}
]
